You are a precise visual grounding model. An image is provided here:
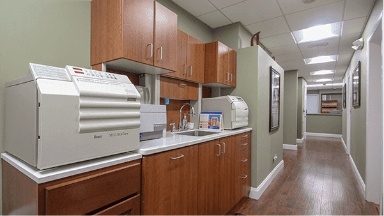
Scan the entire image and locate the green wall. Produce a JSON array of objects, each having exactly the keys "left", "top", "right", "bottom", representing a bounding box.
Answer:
[
  {"left": 157, "top": 0, "right": 213, "bottom": 42},
  {"left": 283, "top": 71, "right": 298, "bottom": 145},
  {"left": 0, "top": 0, "right": 91, "bottom": 212},
  {"left": 233, "top": 46, "right": 284, "bottom": 188},
  {"left": 306, "top": 114, "right": 342, "bottom": 134}
]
